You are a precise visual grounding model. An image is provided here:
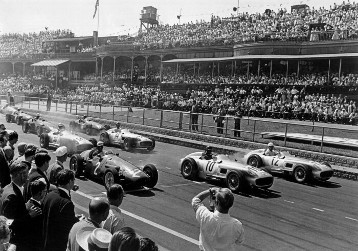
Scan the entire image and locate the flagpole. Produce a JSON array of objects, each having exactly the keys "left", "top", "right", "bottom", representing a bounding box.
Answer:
[{"left": 97, "top": 1, "right": 100, "bottom": 32}]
